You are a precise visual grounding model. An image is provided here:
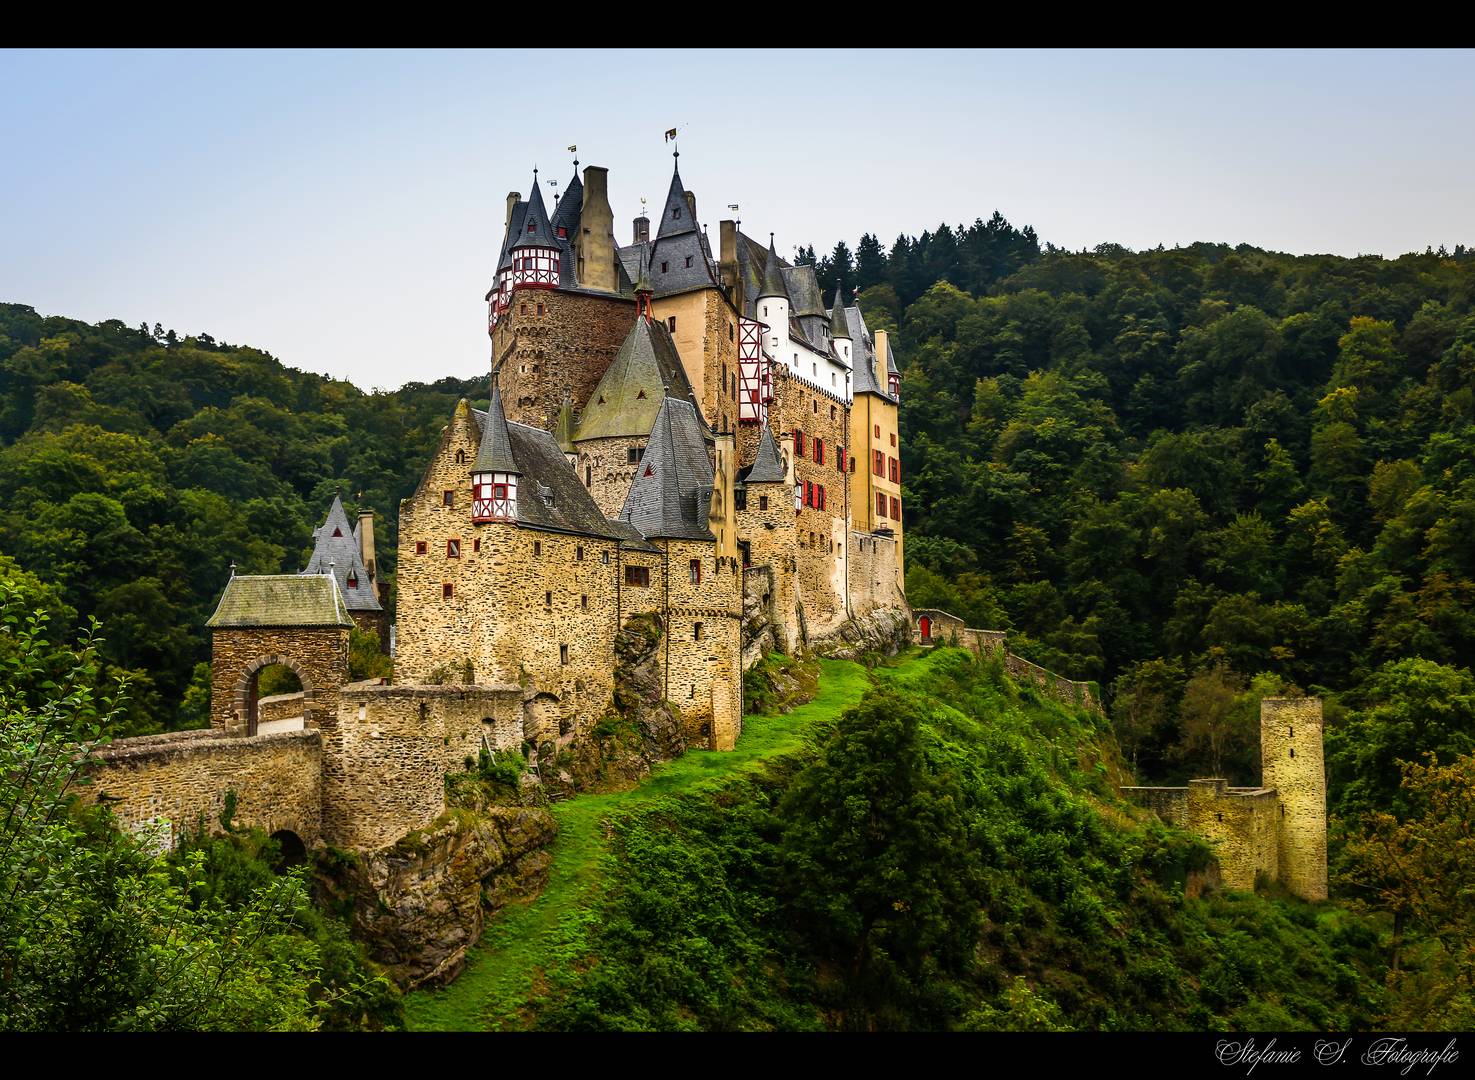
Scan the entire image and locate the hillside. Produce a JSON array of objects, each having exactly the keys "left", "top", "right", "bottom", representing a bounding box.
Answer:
[{"left": 407, "top": 648, "right": 1386, "bottom": 1031}]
